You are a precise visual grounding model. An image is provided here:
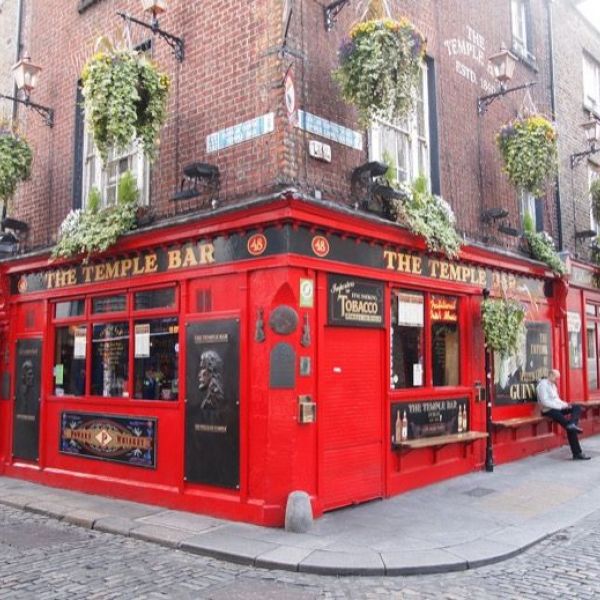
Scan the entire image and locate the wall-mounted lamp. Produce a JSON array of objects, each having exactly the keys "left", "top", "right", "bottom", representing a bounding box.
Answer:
[
  {"left": 570, "top": 119, "right": 600, "bottom": 168},
  {"left": 477, "top": 48, "right": 536, "bottom": 115},
  {"left": 481, "top": 207, "right": 509, "bottom": 224},
  {"left": 498, "top": 223, "right": 522, "bottom": 237},
  {"left": 118, "top": 0, "right": 184, "bottom": 62},
  {"left": 574, "top": 229, "right": 597, "bottom": 240},
  {"left": 172, "top": 162, "right": 220, "bottom": 203},
  {"left": 0, "top": 56, "right": 54, "bottom": 127},
  {"left": 323, "top": 0, "right": 351, "bottom": 31}
]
